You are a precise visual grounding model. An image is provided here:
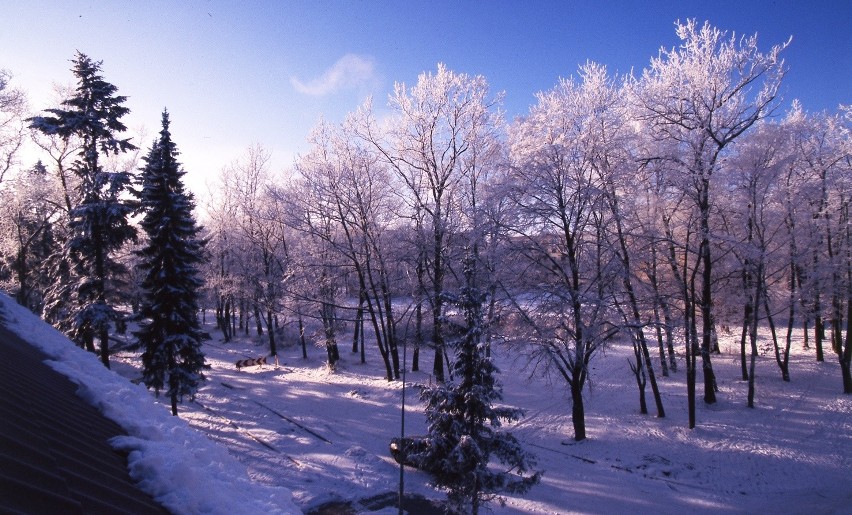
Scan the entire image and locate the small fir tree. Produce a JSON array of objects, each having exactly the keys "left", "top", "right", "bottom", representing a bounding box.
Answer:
[
  {"left": 135, "top": 111, "right": 208, "bottom": 416},
  {"left": 29, "top": 52, "right": 137, "bottom": 367},
  {"left": 417, "top": 255, "right": 540, "bottom": 514}
]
